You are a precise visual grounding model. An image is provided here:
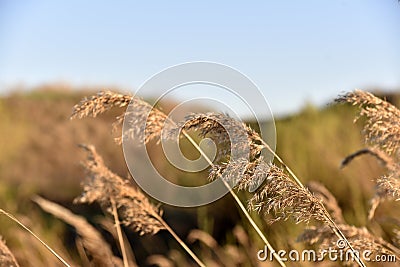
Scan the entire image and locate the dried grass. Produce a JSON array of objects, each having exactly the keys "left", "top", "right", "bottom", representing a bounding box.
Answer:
[
  {"left": 0, "top": 237, "right": 19, "bottom": 267},
  {"left": 71, "top": 91, "right": 132, "bottom": 120},
  {"left": 248, "top": 164, "right": 327, "bottom": 224},
  {"left": 74, "top": 144, "right": 165, "bottom": 235},
  {"left": 336, "top": 89, "right": 400, "bottom": 155},
  {"left": 72, "top": 91, "right": 386, "bottom": 267},
  {"left": 74, "top": 144, "right": 206, "bottom": 267},
  {"left": 73, "top": 92, "right": 285, "bottom": 266},
  {"left": 0, "top": 209, "right": 71, "bottom": 267},
  {"left": 33, "top": 196, "right": 122, "bottom": 267},
  {"left": 369, "top": 172, "right": 400, "bottom": 220},
  {"left": 177, "top": 112, "right": 365, "bottom": 266},
  {"left": 338, "top": 90, "right": 400, "bottom": 220},
  {"left": 307, "top": 181, "right": 345, "bottom": 224}
]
